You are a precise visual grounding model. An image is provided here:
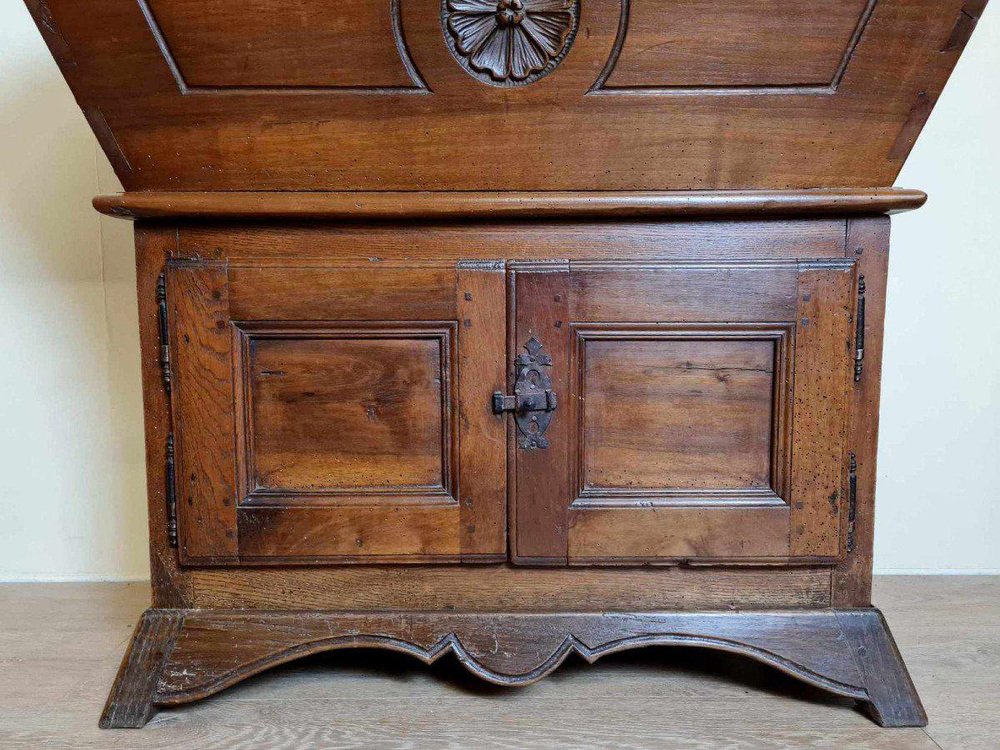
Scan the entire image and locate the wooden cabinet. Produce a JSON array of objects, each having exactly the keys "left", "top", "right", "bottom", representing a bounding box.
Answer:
[
  {"left": 106, "top": 214, "right": 927, "bottom": 730},
  {"left": 23, "top": 0, "right": 987, "bottom": 731}
]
